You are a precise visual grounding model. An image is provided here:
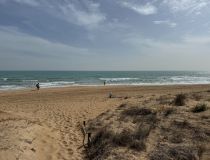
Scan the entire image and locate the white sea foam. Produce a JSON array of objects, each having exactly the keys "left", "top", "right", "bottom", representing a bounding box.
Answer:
[
  {"left": 22, "top": 80, "right": 38, "bottom": 82},
  {"left": 99, "top": 78, "right": 139, "bottom": 82},
  {"left": 40, "top": 81, "right": 75, "bottom": 88},
  {"left": 169, "top": 76, "right": 210, "bottom": 84},
  {"left": 2, "top": 78, "right": 8, "bottom": 81},
  {"left": 0, "top": 85, "right": 25, "bottom": 90}
]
